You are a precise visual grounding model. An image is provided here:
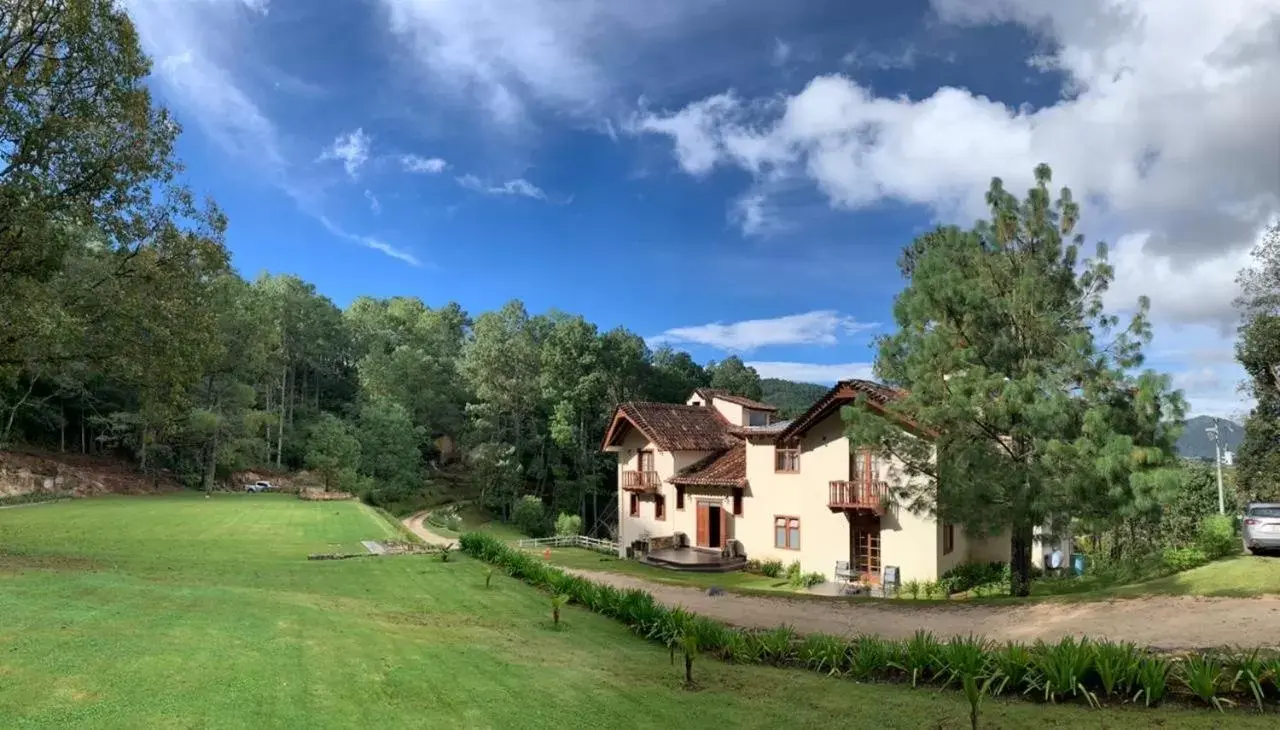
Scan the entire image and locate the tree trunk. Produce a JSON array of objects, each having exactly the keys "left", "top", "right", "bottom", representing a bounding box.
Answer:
[
  {"left": 80, "top": 417, "right": 86, "bottom": 454},
  {"left": 277, "top": 363, "right": 287, "bottom": 467},
  {"left": 1010, "top": 522, "right": 1034, "bottom": 597},
  {"left": 60, "top": 402, "right": 65, "bottom": 452}
]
